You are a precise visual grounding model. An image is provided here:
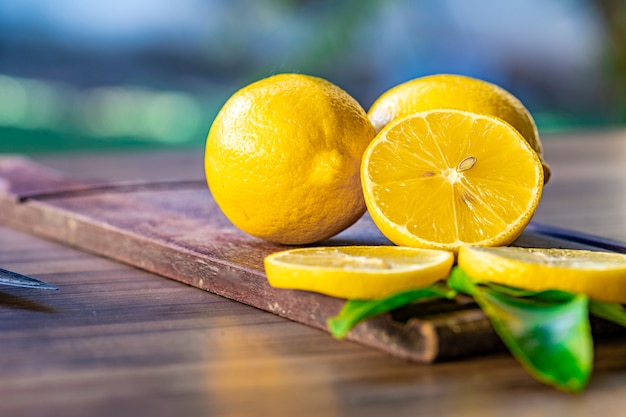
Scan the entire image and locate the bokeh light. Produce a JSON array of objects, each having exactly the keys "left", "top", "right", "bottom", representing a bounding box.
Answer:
[{"left": 0, "top": 0, "right": 624, "bottom": 154}]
